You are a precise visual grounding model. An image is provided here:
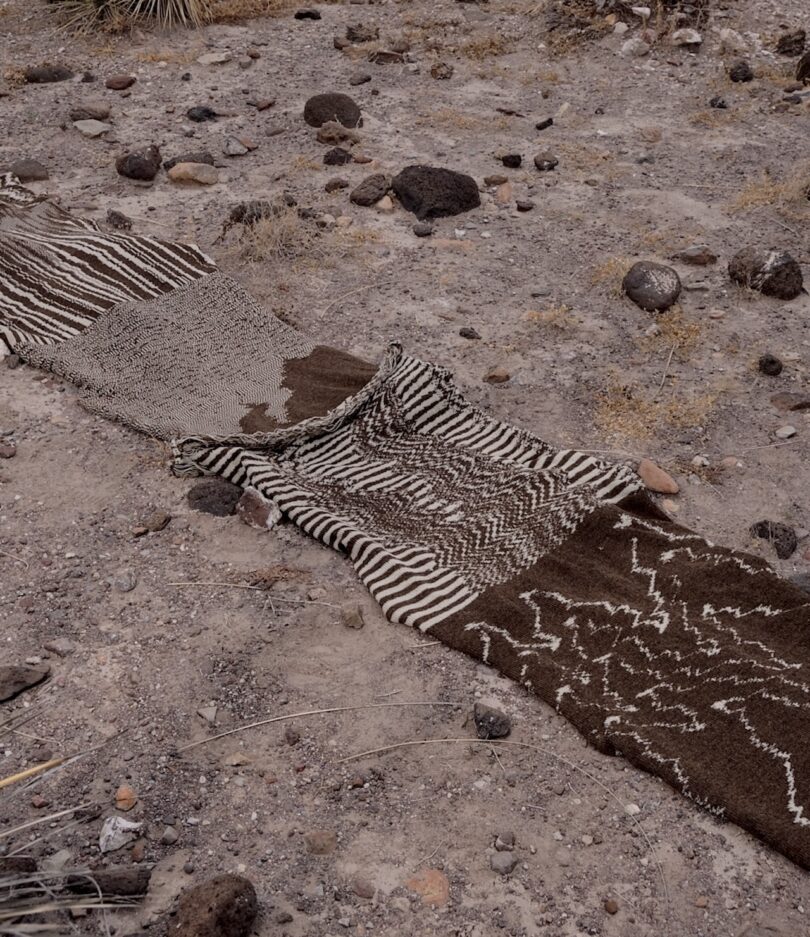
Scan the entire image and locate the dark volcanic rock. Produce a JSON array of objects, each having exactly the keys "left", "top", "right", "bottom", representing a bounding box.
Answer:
[
  {"left": 2, "top": 158, "right": 48, "bottom": 182},
  {"left": 115, "top": 146, "right": 161, "bottom": 181},
  {"left": 776, "top": 29, "right": 805, "bottom": 56},
  {"left": 392, "top": 165, "right": 480, "bottom": 220},
  {"left": 728, "top": 60, "right": 754, "bottom": 82},
  {"left": 325, "top": 177, "right": 350, "bottom": 192},
  {"left": 413, "top": 222, "right": 433, "bottom": 237},
  {"left": 226, "top": 199, "right": 290, "bottom": 230},
  {"left": 346, "top": 23, "right": 379, "bottom": 42},
  {"left": 473, "top": 702, "right": 512, "bottom": 740},
  {"left": 187, "top": 106, "right": 218, "bottom": 123},
  {"left": 107, "top": 208, "right": 132, "bottom": 231},
  {"left": 0, "top": 857, "right": 38, "bottom": 875},
  {"left": 25, "top": 64, "right": 73, "bottom": 83},
  {"left": 728, "top": 248, "right": 803, "bottom": 300},
  {"left": 303, "top": 93, "right": 361, "bottom": 128},
  {"left": 502, "top": 154, "right": 522, "bottom": 169},
  {"left": 350, "top": 173, "right": 390, "bottom": 206},
  {"left": 163, "top": 151, "right": 216, "bottom": 171},
  {"left": 67, "top": 867, "right": 152, "bottom": 896},
  {"left": 0, "top": 664, "right": 50, "bottom": 702},
  {"left": 758, "top": 353, "right": 783, "bottom": 376},
  {"left": 750, "top": 520, "right": 798, "bottom": 559},
  {"left": 798, "top": 51, "right": 810, "bottom": 84},
  {"left": 187, "top": 479, "right": 242, "bottom": 516},
  {"left": 173, "top": 875, "right": 258, "bottom": 937},
  {"left": 622, "top": 261, "right": 682, "bottom": 312},
  {"left": 324, "top": 146, "right": 352, "bottom": 166},
  {"left": 294, "top": 8, "right": 321, "bottom": 18}
]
